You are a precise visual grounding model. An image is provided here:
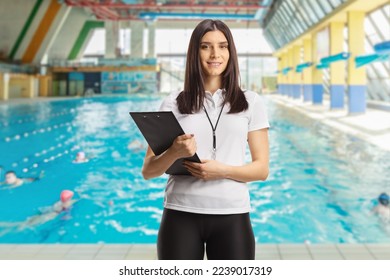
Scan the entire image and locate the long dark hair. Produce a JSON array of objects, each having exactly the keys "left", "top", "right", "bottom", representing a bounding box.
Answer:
[{"left": 176, "top": 19, "right": 248, "bottom": 114}]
